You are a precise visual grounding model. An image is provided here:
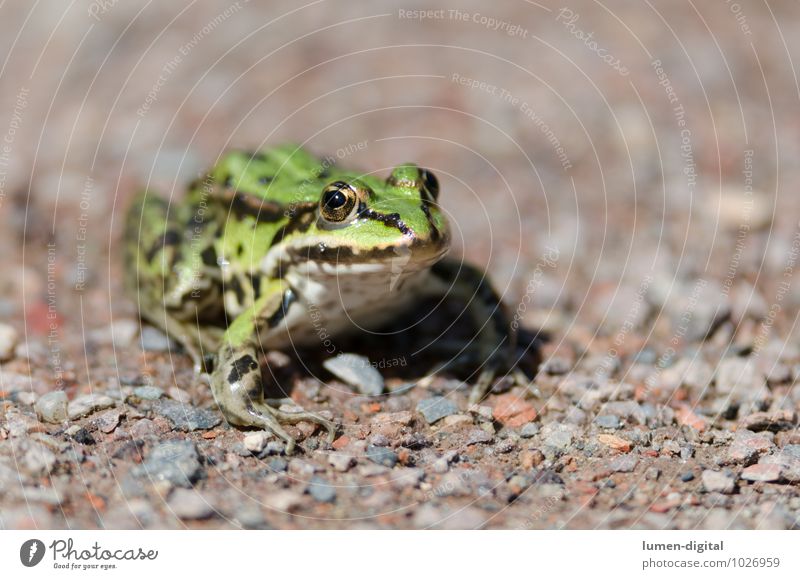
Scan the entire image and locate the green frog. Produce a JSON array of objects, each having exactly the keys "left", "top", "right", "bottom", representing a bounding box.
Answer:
[{"left": 124, "top": 144, "right": 518, "bottom": 454}]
